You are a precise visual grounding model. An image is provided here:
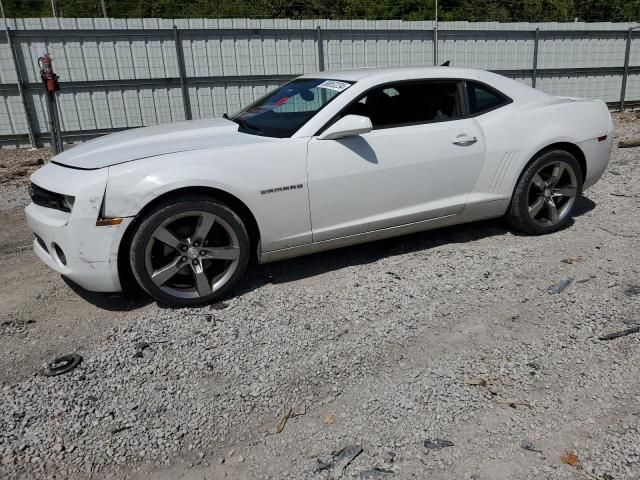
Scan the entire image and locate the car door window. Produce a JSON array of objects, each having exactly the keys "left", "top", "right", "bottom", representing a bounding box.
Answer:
[
  {"left": 342, "top": 80, "right": 462, "bottom": 129},
  {"left": 466, "top": 81, "right": 509, "bottom": 115}
]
